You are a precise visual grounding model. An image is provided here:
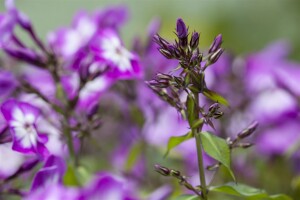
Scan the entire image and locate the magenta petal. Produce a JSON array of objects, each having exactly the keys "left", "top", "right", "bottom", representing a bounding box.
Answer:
[{"left": 1, "top": 99, "right": 18, "bottom": 121}]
